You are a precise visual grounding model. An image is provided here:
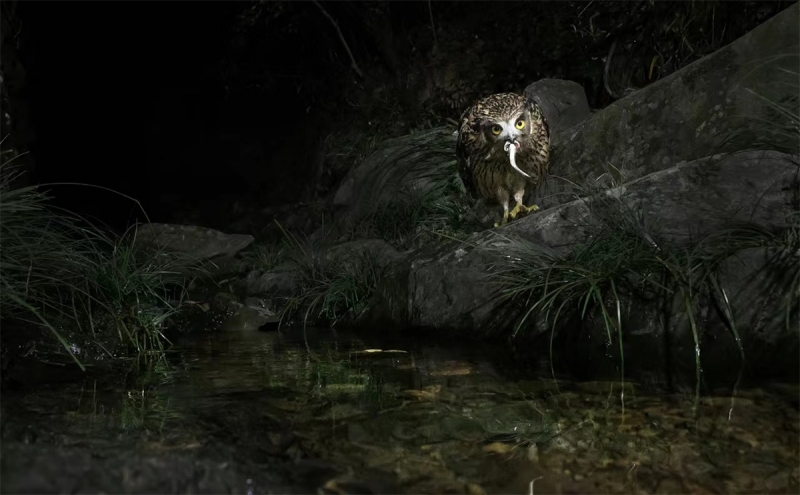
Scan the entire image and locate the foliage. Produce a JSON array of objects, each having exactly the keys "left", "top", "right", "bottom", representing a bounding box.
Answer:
[
  {"left": 490, "top": 189, "right": 798, "bottom": 407},
  {"left": 240, "top": 242, "right": 286, "bottom": 272},
  {"left": 275, "top": 222, "right": 387, "bottom": 328},
  {"left": 722, "top": 54, "right": 800, "bottom": 157},
  {"left": 353, "top": 170, "right": 474, "bottom": 249},
  {"left": 0, "top": 150, "right": 190, "bottom": 368},
  {"left": 343, "top": 127, "right": 480, "bottom": 249}
]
